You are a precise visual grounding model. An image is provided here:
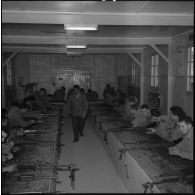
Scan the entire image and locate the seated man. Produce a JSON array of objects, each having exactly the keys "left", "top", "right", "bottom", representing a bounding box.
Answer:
[
  {"left": 131, "top": 104, "right": 152, "bottom": 127},
  {"left": 146, "top": 106, "right": 185, "bottom": 144},
  {"left": 51, "top": 86, "right": 66, "bottom": 102},
  {"left": 87, "top": 89, "right": 99, "bottom": 102},
  {"left": 32, "top": 88, "right": 54, "bottom": 113},
  {"left": 122, "top": 96, "right": 138, "bottom": 120},
  {"left": 145, "top": 108, "right": 162, "bottom": 128},
  {"left": 2, "top": 130, "right": 18, "bottom": 173},
  {"left": 20, "top": 103, "right": 41, "bottom": 121},
  {"left": 168, "top": 116, "right": 193, "bottom": 160},
  {"left": 8, "top": 102, "right": 36, "bottom": 128}
]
